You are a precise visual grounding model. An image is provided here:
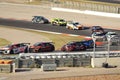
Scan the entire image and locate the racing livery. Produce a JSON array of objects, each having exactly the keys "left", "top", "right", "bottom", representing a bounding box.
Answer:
[{"left": 0, "top": 43, "right": 30, "bottom": 54}]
